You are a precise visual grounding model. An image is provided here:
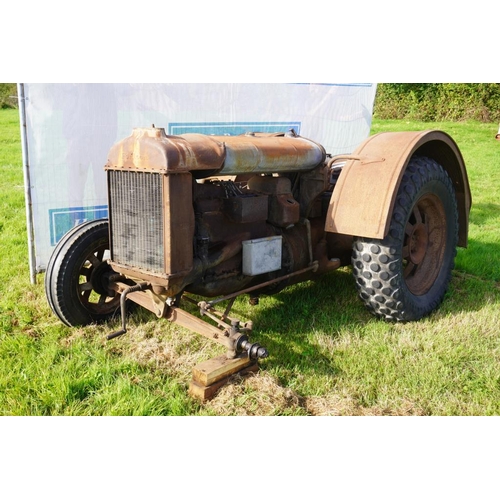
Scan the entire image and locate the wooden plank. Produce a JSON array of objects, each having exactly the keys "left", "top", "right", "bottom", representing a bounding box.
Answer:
[
  {"left": 192, "top": 354, "right": 255, "bottom": 386},
  {"left": 189, "top": 362, "right": 259, "bottom": 401},
  {"left": 189, "top": 379, "right": 229, "bottom": 401}
]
